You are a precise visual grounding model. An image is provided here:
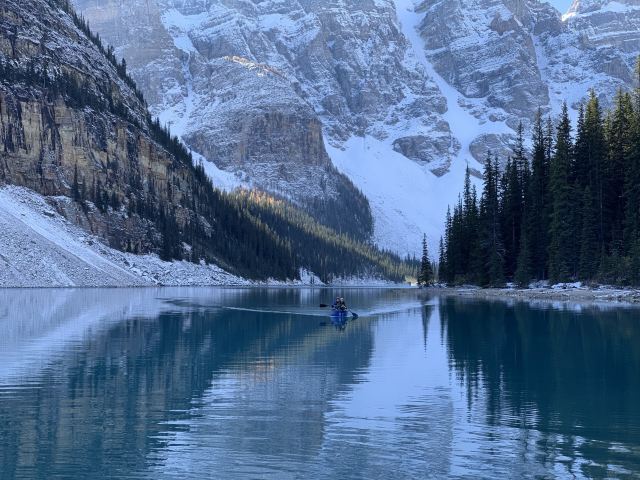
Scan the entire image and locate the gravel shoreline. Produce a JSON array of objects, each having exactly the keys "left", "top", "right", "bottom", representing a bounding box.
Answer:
[{"left": 430, "top": 286, "right": 640, "bottom": 306}]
